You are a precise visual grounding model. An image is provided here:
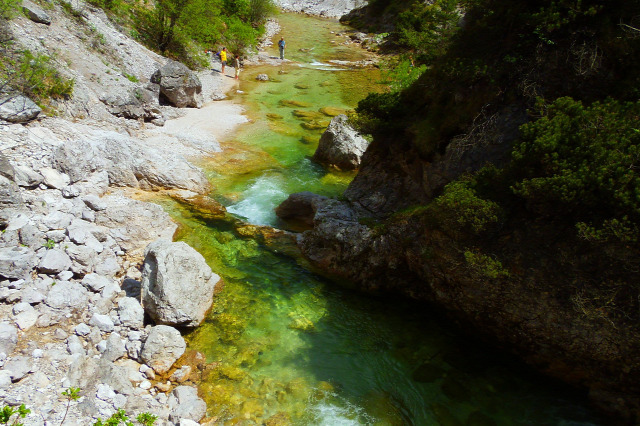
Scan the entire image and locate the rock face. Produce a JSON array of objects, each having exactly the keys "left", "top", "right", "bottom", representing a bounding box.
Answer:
[
  {"left": 141, "top": 239, "right": 219, "bottom": 327},
  {"left": 150, "top": 61, "right": 203, "bottom": 108},
  {"left": 312, "top": 114, "right": 368, "bottom": 170},
  {"left": 140, "top": 325, "right": 186, "bottom": 374},
  {"left": 275, "top": 191, "right": 330, "bottom": 227},
  {"left": 53, "top": 123, "right": 210, "bottom": 193},
  {"left": 0, "top": 95, "right": 41, "bottom": 123}
]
